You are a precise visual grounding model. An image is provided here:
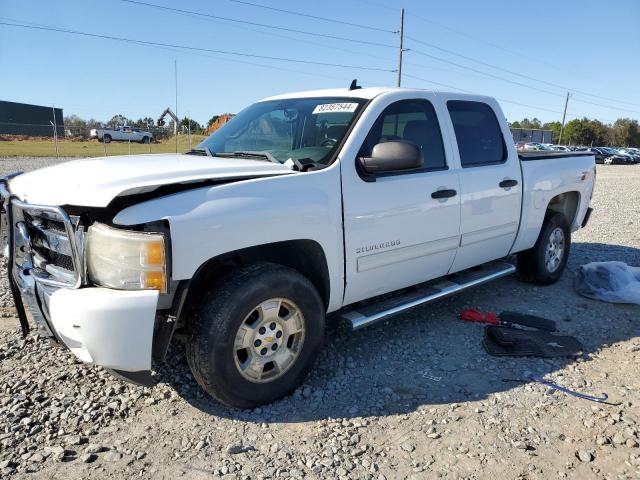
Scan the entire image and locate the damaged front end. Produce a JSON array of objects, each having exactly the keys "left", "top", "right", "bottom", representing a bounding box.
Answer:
[{"left": 0, "top": 173, "right": 182, "bottom": 388}]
